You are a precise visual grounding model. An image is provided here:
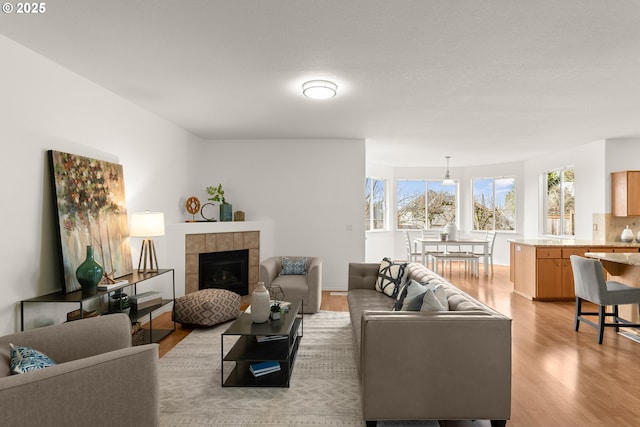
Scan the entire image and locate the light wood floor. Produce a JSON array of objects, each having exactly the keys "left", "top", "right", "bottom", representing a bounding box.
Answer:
[{"left": 153, "top": 265, "right": 640, "bottom": 426}]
